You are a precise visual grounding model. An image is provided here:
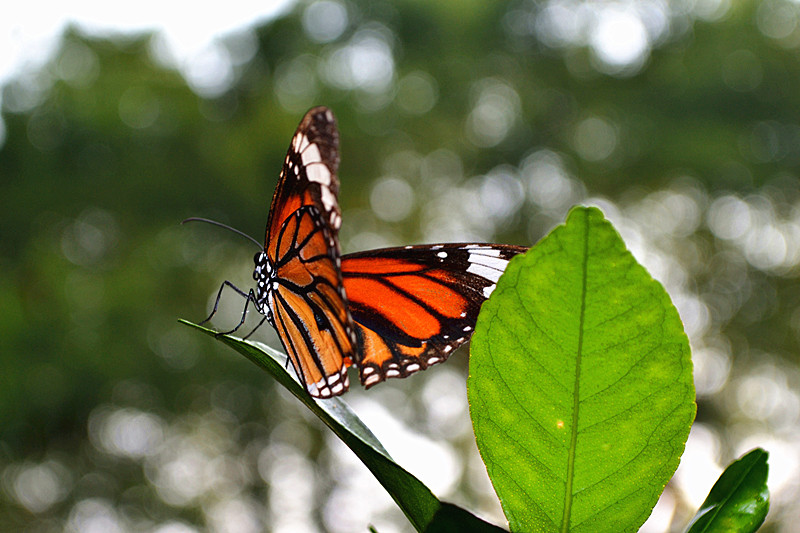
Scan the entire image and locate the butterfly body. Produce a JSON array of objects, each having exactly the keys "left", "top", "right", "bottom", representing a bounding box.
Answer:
[{"left": 201, "top": 106, "right": 526, "bottom": 398}]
